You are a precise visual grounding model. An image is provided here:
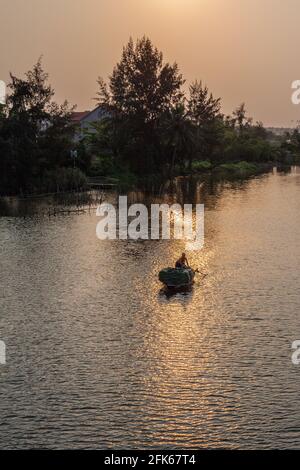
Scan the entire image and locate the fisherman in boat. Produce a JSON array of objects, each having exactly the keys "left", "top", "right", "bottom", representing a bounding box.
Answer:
[{"left": 175, "top": 253, "right": 190, "bottom": 269}]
